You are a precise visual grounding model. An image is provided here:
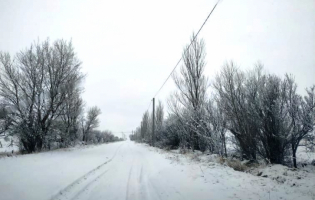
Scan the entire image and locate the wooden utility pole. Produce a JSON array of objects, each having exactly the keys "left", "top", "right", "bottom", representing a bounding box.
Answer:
[{"left": 152, "top": 98, "right": 155, "bottom": 146}]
